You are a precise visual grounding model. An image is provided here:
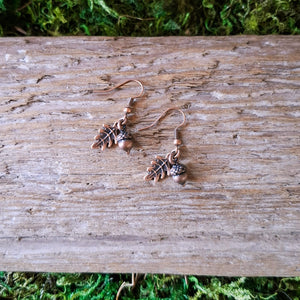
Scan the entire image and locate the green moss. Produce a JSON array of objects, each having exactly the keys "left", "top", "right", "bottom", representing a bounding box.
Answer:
[
  {"left": 244, "top": 0, "right": 300, "bottom": 34},
  {"left": 0, "top": 0, "right": 299, "bottom": 36},
  {"left": 1, "top": 272, "right": 300, "bottom": 299},
  {"left": 244, "top": 14, "right": 259, "bottom": 33}
]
